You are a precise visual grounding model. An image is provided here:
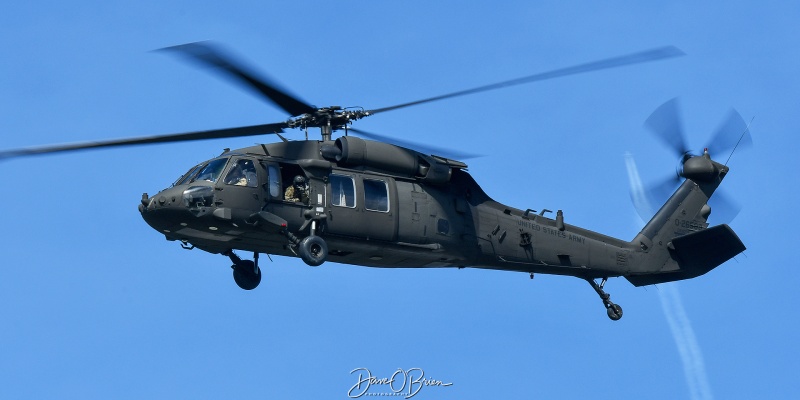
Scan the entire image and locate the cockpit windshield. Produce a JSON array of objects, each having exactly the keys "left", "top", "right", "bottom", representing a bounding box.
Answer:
[
  {"left": 193, "top": 158, "right": 229, "bottom": 183},
  {"left": 173, "top": 158, "right": 230, "bottom": 186},
  {"left": 173, "top": 164, "right": 204, "bottom": 187}
]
